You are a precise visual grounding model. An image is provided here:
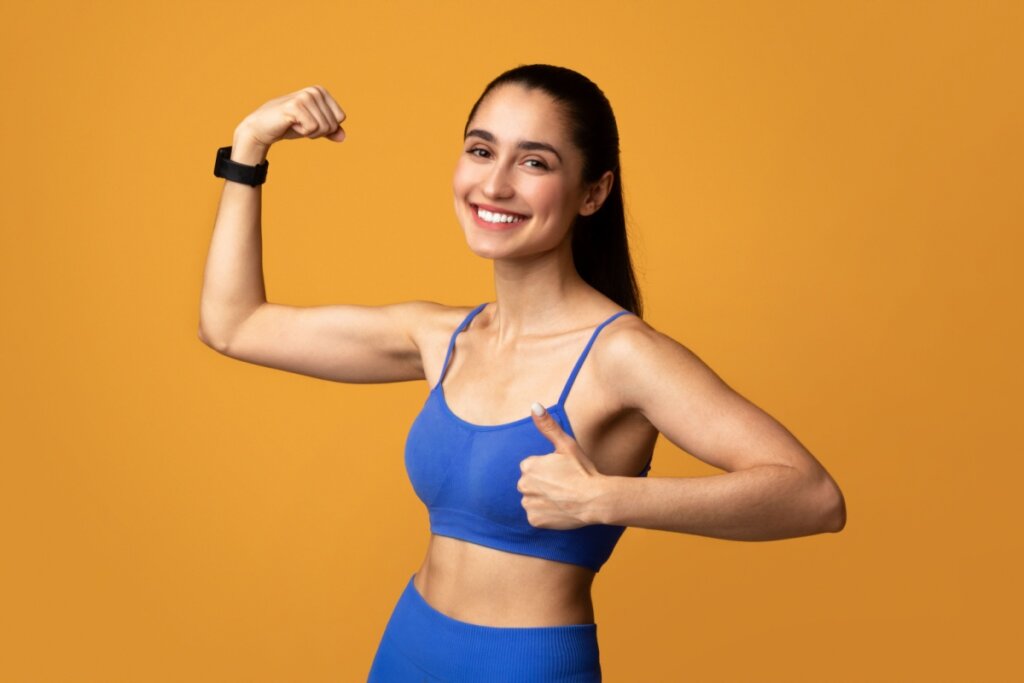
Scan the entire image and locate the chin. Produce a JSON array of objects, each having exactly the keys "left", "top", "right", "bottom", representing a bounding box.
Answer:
[{"left": 463, "top": 234, "right": 509, "bottom": 261}]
